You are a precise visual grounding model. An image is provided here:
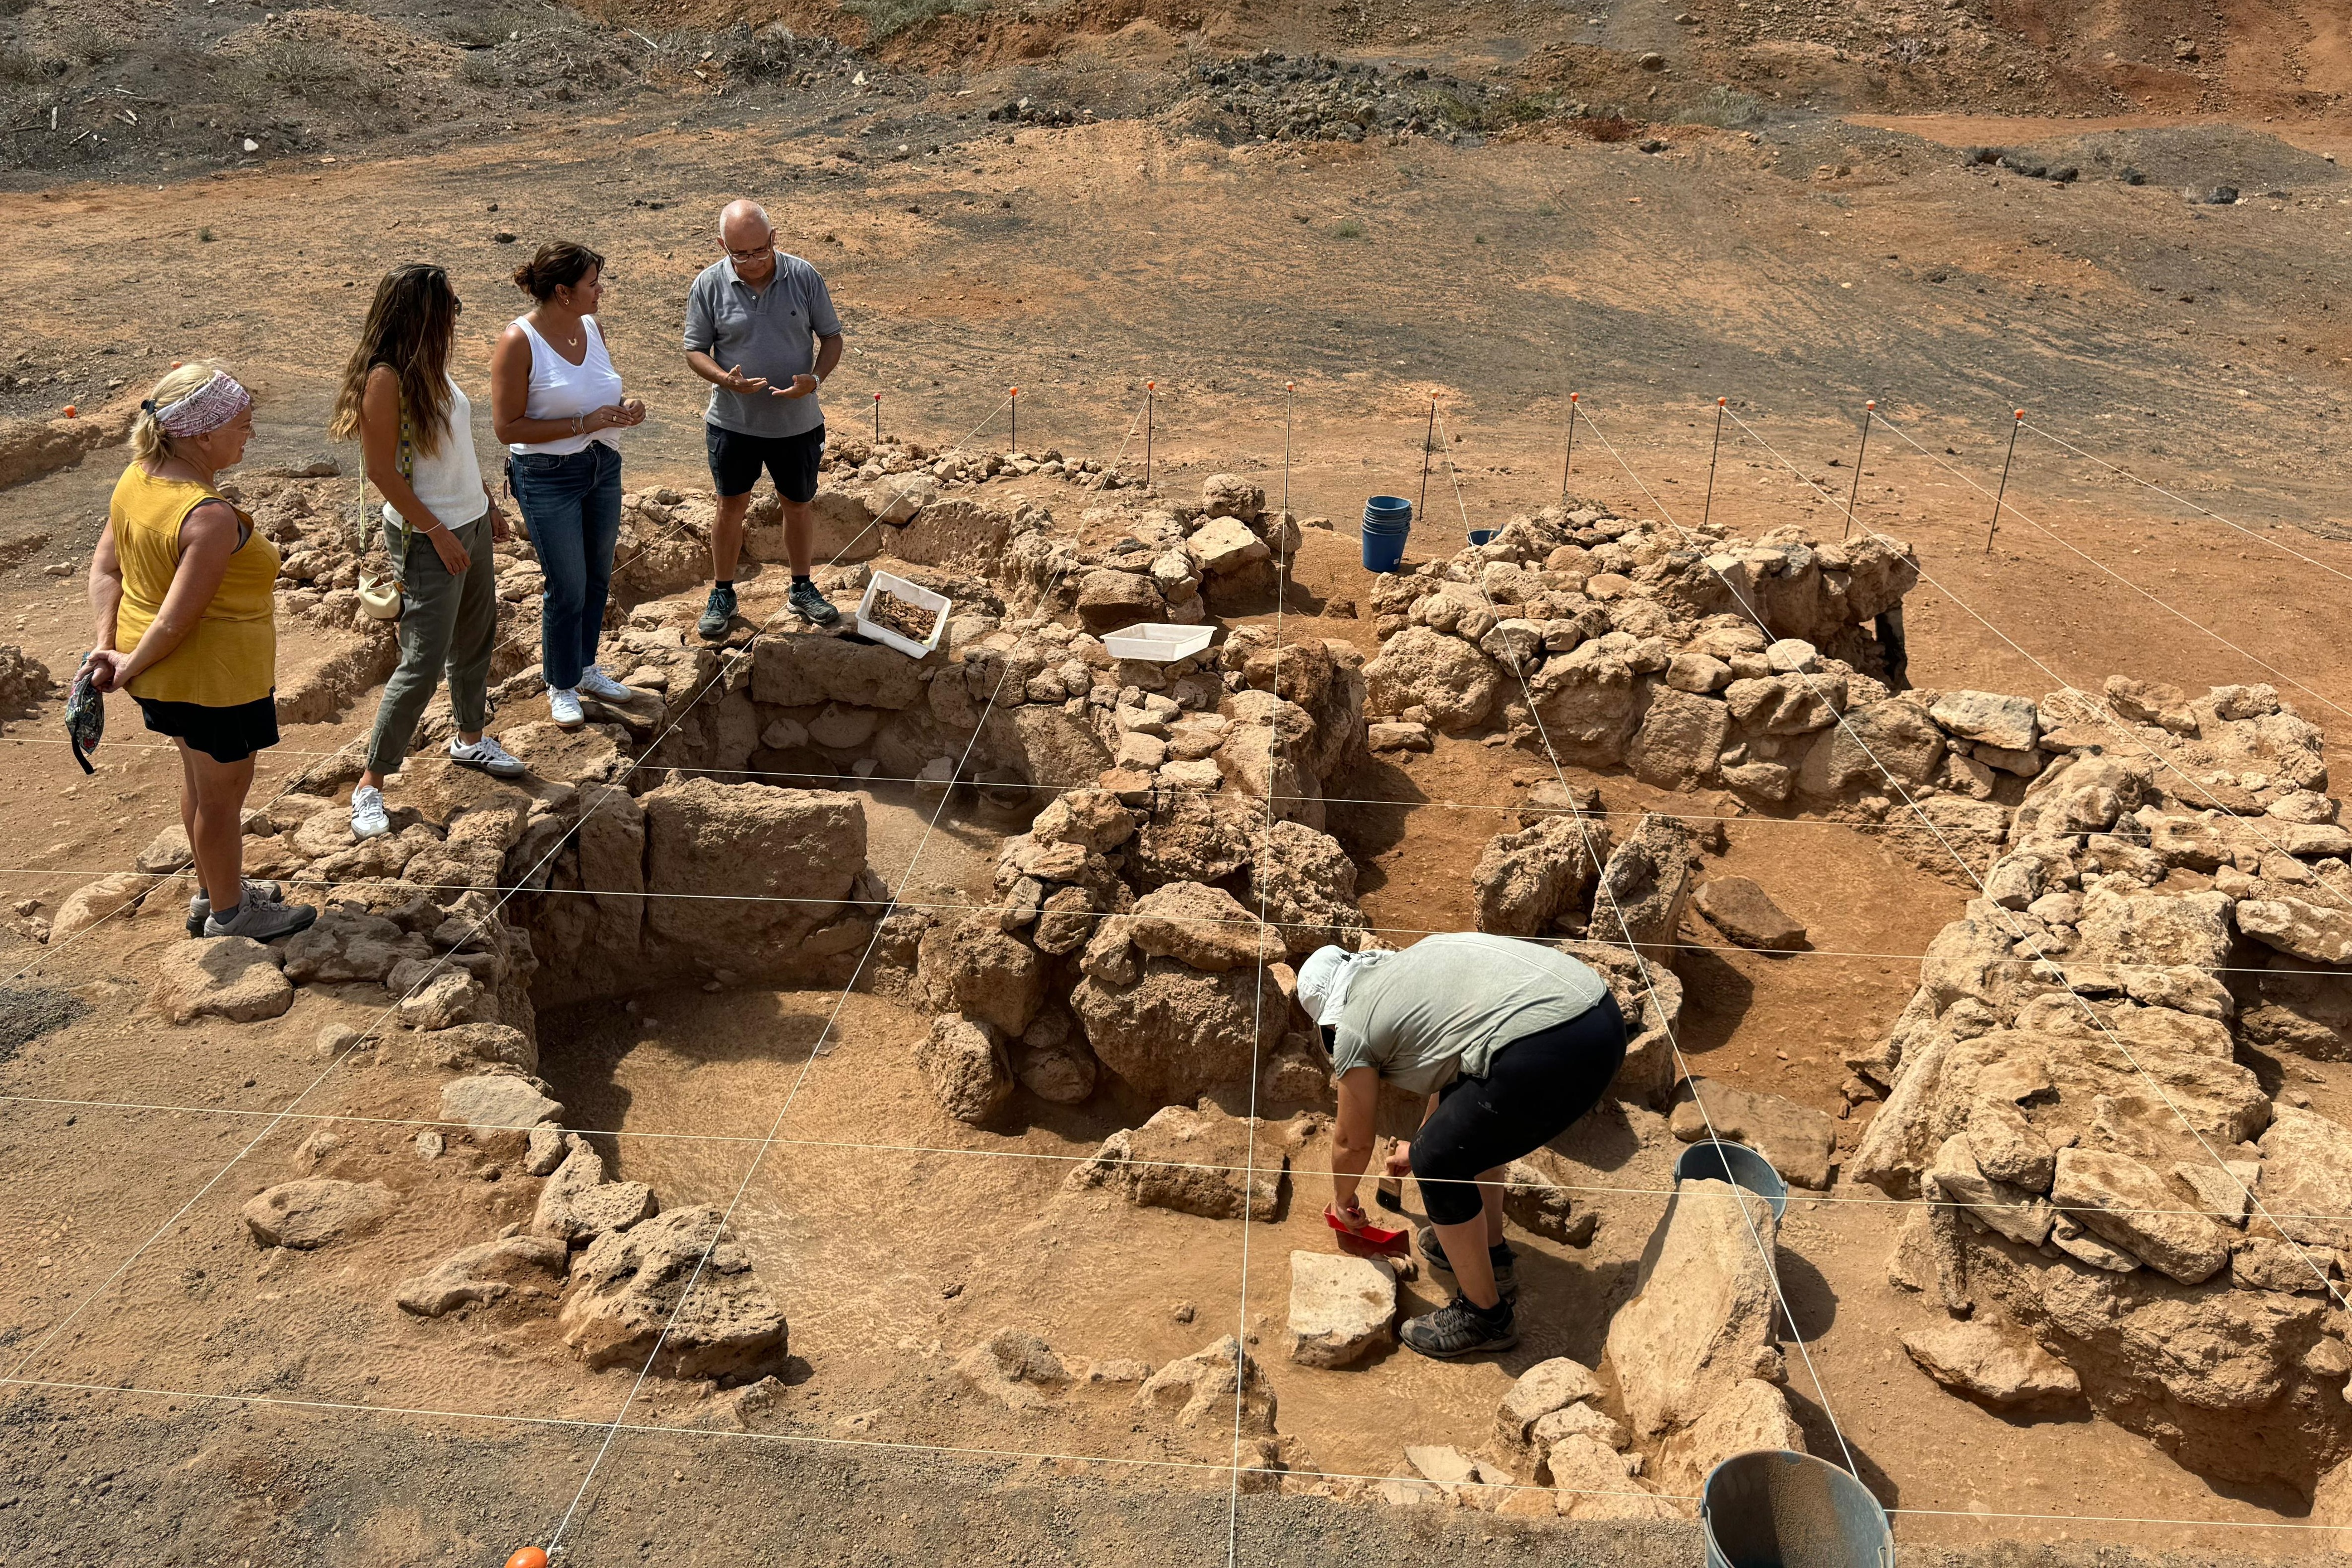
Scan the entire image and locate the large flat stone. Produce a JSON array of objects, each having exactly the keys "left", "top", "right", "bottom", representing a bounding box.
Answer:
[
  {"left": 440, "top": 1074, "right": 563, "bottom": 1132},
  {"left": 242, "top": 1178, "right": 396, "bottom": 1250},
  {"left": 1902, "top": 1320, "right": 2081, "bottom": 1411},
  {"left": 557, "top": 1206, "right": 787, "bottom": 1380},
  {"left": 1668, "top": 1077, "right": 1837, "bottom": 1189},
  {"left": 1285, "top": 1251, "right": 1396, "bottom": 1368},
  {"left": 2050, "top": 1147, "right": 2231, "bottom": 1285},
  {"left": 149, "top": 936, "right": 292, "bottom": 1025},
  {"left": 1602, "top": 1178, "right": 1779, "bottom": 1440},
  {"left": 1691, "top": 876, "right": 1807, "bottom": 951}
]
